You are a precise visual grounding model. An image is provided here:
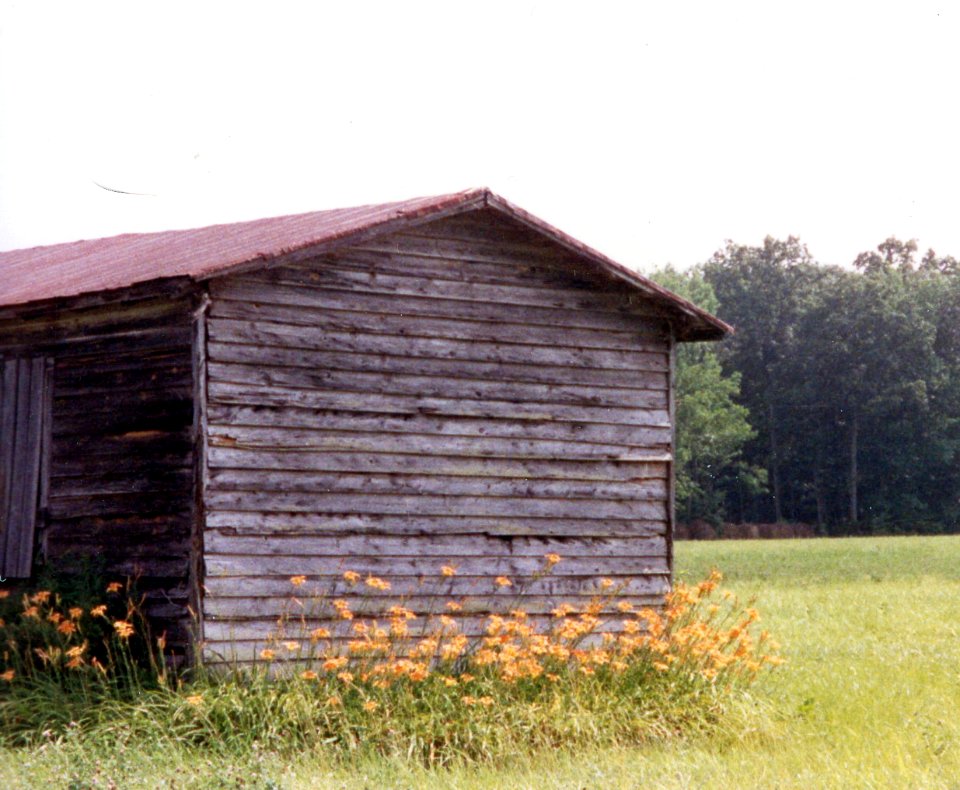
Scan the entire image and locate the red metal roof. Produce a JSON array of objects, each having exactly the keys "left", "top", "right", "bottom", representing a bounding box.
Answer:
[{"left": 0, "top": 188, "right": 730, "bottom": 340}]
